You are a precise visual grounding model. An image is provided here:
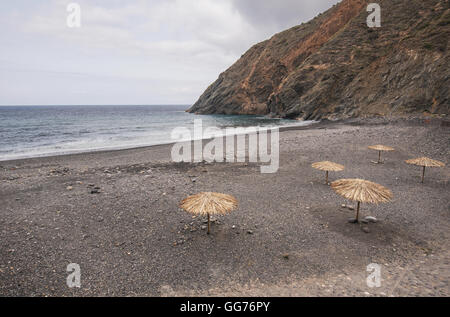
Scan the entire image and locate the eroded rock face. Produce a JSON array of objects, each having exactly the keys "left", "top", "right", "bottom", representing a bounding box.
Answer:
[{"left": 188, "top": 0, "right": 449, "bottom": 120}]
